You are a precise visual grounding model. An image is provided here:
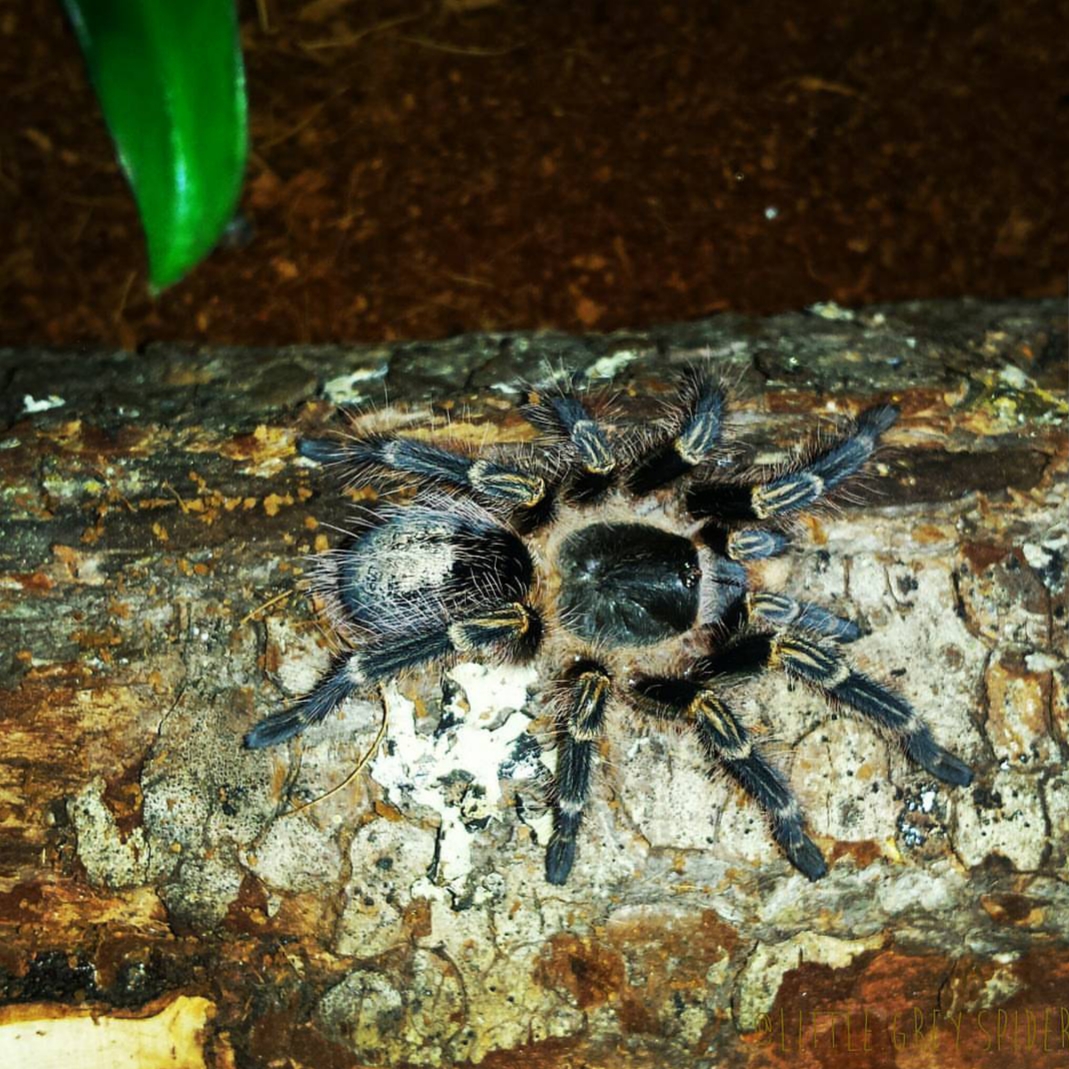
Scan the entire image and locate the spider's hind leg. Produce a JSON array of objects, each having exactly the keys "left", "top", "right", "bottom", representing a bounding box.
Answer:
[
  {"left": 544, "top": 661, "right": 611, "bottom": 885},
  {"left": 631, "top": 677, "right": 827, "bottom": 880},
  {"left": 699, "top": 630, "right": 973, "bottom": 786}
]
